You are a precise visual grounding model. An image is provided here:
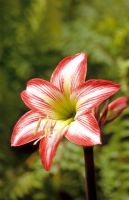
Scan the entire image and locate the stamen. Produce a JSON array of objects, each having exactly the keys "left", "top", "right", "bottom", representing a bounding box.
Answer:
[
  {"left": 33, "top": 136, "right": 42, "bottom": 145},
  {"left": 43, "top": 120, "right": 49, "bottom": 137},
  {"left": 42, "top": 119, "right": 56, "bottom": 138},
  {"left": 33, "top": 119, "right": 57, "bottom": 145},
  {"left": 33, "top": 118, "right": 42, "bottom": 135},
  {"left": 33, "top": 132, "right": 49, "bottom": 145},
  {"left": 50, "top": 120, "right": 56, "bottom": 130}
]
